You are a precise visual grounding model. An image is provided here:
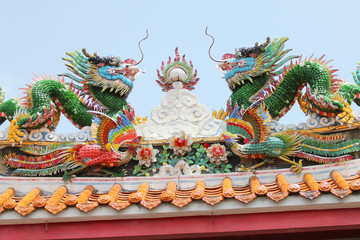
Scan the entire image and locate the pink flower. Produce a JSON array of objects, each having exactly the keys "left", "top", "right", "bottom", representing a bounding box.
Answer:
[
  {"left": 168, "top": 131, "right": 193, "bottom": 155},
  {"left": 206, "top": 144, "right": 229, "bottom": 165},
  {"left": 135, "top": 145, "right": 159, "bottom": 167}
]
